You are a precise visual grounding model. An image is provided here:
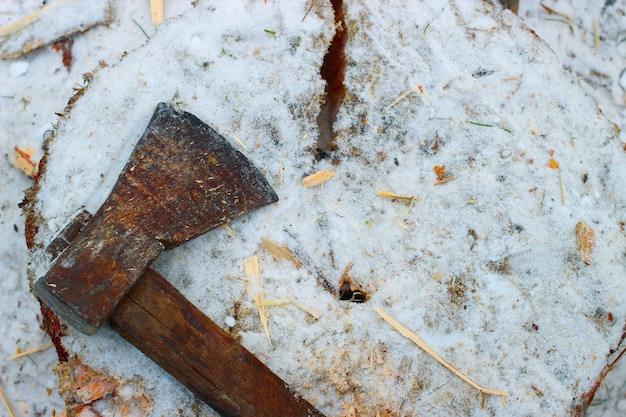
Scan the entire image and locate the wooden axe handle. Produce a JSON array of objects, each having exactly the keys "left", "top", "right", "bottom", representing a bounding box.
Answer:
[{"left": 110, "top": 268, "right": 325, "bottom": 417}]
